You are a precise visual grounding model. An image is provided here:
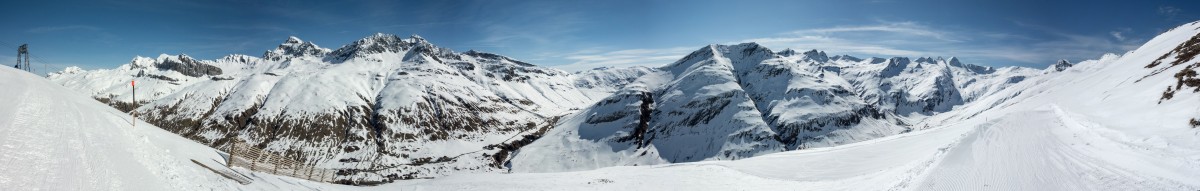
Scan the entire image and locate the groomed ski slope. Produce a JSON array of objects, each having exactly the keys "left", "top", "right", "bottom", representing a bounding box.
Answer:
[{"left": 0, "top": 66, "right": 361, "bottom": 190}]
